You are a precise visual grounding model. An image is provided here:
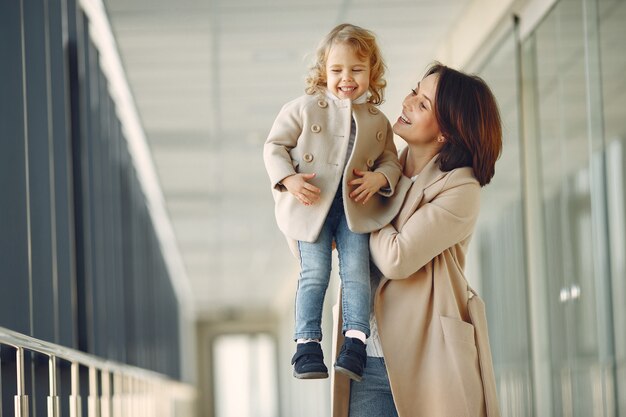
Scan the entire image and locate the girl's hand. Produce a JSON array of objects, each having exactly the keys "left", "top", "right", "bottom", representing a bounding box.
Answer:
[
  {"left": 348, "top": 169, "right": 388, "bottom": 204},
  {"left": 282, "top": 173, "right": 321, "bottom": 206}
]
